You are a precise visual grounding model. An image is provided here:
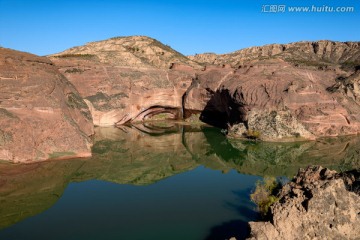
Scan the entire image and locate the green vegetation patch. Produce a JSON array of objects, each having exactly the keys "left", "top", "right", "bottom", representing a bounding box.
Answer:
[
  {"left": 65, "top": 93, "right": 92, "bottom": 121},
  {"left": 0, "top": 108, "right": 18, "bottom": 119},
  {"left": 341, "top": 60, "right": 360, "bottom": 71},
  {"left": 119, "top": 71, "right": 146, "bottom": 79},
  {"left": 147, "top": 113, "right": 171, "bottom": 120},
  {"left": 66, "top": 92, "right": 88, "bottom": 109},
  {"left": 85, "top": 92, "right": 111, "bottom": 111},
  {"left": 0, "top": 129, "right": 13, "bottom": 146},
  {"left": 92, "top": 139, "right": 128, "bottom": 155},
  {"left": 250, "top": 177, "right": 281, "bottom": 218},
  {"left": 150, "top": 39, "right": 189, "bottom": 62},
  {"left": 54, "top": 54, "right": 96, "bottom": 59},
  {"left": 285, "top": 58, "right": 330, "bottom": 68},
  {"left": 244, "top": 129, "right": 261, "bottom": 140},
  {"left": 48, "top": 151, "right": 75, "bottom": 159},
  {"left": 86, "top": 92, "right": 128, "bottom": 111},
  {"left": 64, "top": 68, "right": 85, "bottom": 74},
  {"left": 110, "top": 36, "right": 125, "bottom": 40},
  {"left": 111, "top": 92, "right": 129, "bottom": 99}
]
